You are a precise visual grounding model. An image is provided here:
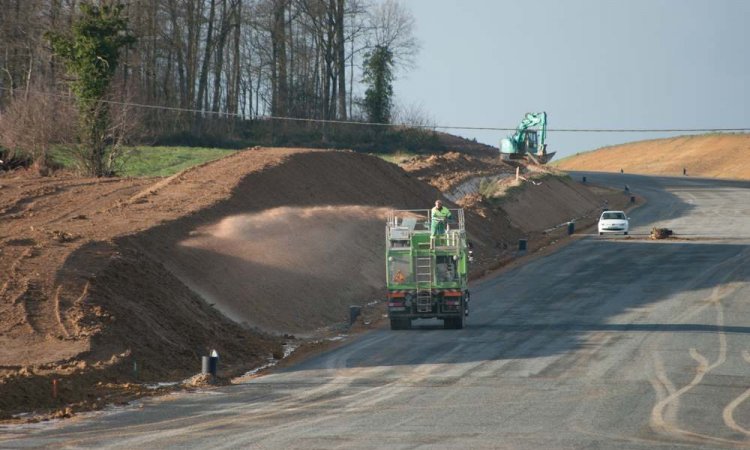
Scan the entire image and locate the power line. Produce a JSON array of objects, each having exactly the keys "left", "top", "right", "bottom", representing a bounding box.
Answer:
[{"left": 1, "top": 86, "right": 749, "bottom": 133}]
